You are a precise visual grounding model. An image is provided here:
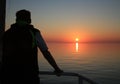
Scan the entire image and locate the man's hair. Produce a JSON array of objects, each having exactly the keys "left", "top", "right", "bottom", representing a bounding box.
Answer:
[{"left": 16, "top": 9, "right": 31, "bottom": 24}]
